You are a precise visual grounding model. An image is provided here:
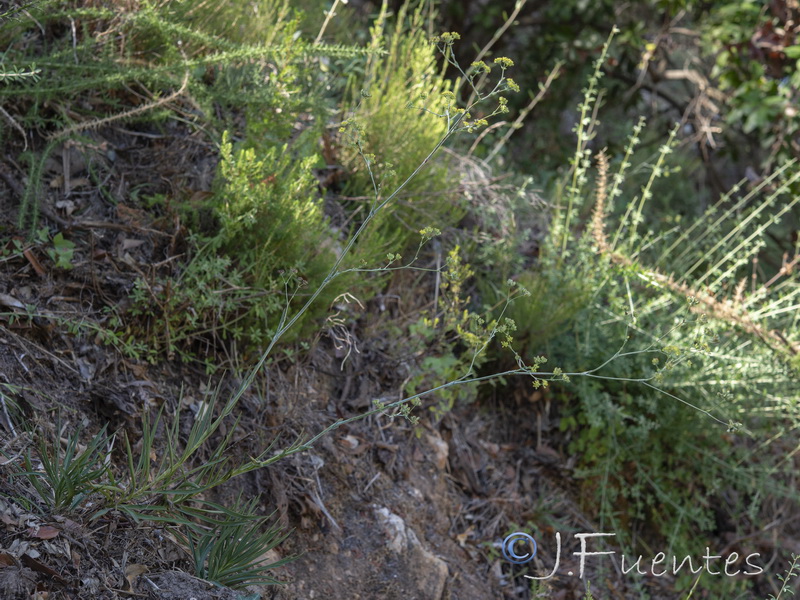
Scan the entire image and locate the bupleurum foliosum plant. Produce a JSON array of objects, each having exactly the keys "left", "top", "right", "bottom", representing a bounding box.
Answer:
[
  {"left": 9, "top": 18, "right": 780, "bottom": 594},
  {"left": 6, "top": 24, "right": 549, "bottom": 591},
  {"left": 98, "top": 28, "right": 753, "bottom": 530},
  {"left": 126, "top": 21, "right": 798, "bottom": 599},
  {"left": 274, "top": 29, "right": 749, "bottom": 435}
]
